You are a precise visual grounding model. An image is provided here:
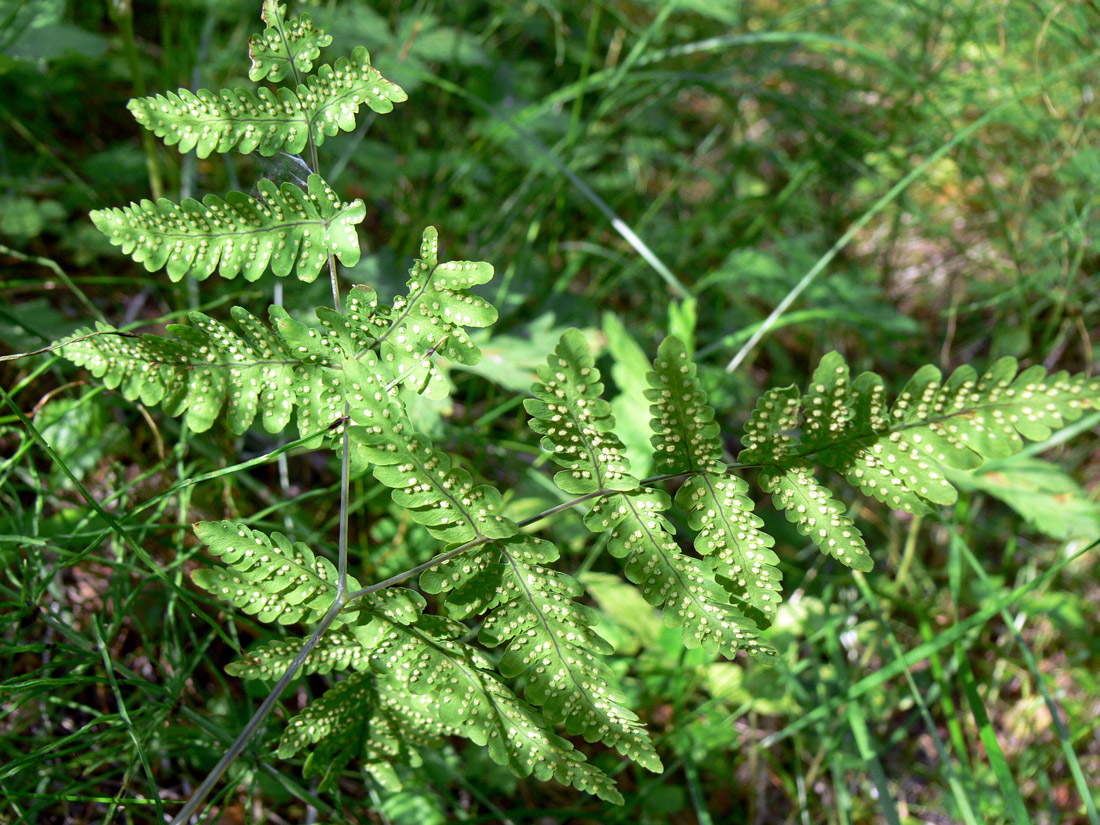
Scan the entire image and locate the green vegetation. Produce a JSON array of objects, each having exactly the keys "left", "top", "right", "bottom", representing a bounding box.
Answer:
[{"left": 2, "top": 1, "right": 1099, "bottom": 823}]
